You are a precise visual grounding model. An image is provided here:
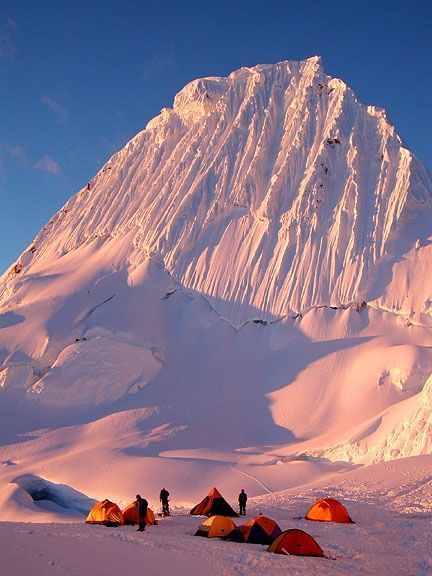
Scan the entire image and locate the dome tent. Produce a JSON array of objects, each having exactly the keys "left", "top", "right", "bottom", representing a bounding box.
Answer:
[
  {"left": 305, "top": 497, "right": 354, "bottom": 523},
  {"left": 122, "top": 501, "right": 157, "bottom": 525},
  {"left": 194, "top": 515, "right": 237, "bottom": 538},
  {"left": 267, "top": 529, "right": 325, "bottom": 557},
  {"left": 85, "top": 499, "right": 124, "bottom": 526},
  {"left": 224, "top": 515, "right": 282, "bottom": 544}
]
